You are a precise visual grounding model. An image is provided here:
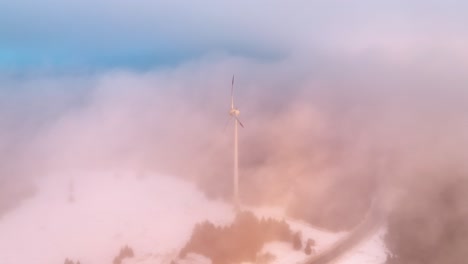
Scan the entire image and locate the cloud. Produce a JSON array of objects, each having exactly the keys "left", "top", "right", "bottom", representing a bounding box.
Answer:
[
  {"left": 1, "top": 0, "right": 468, "bottom": 245},
  {"left": 1, "top": 47, "right": 467, "bottom": 230}
]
